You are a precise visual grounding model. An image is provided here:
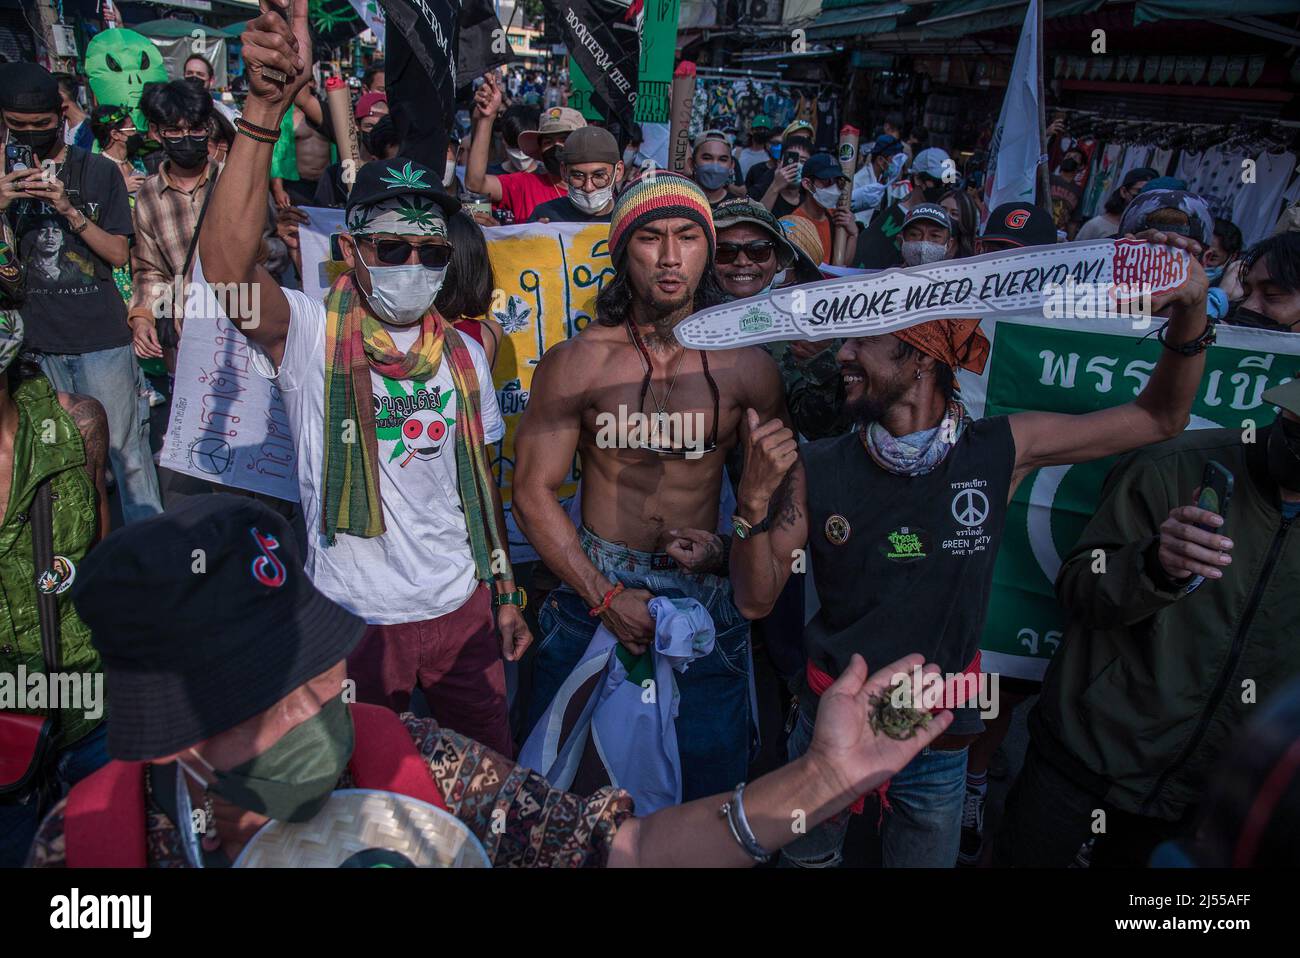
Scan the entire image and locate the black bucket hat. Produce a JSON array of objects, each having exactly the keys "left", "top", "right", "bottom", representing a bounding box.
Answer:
[{"left": 72, "top": 495, "right": 367, "bottom": 761}]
